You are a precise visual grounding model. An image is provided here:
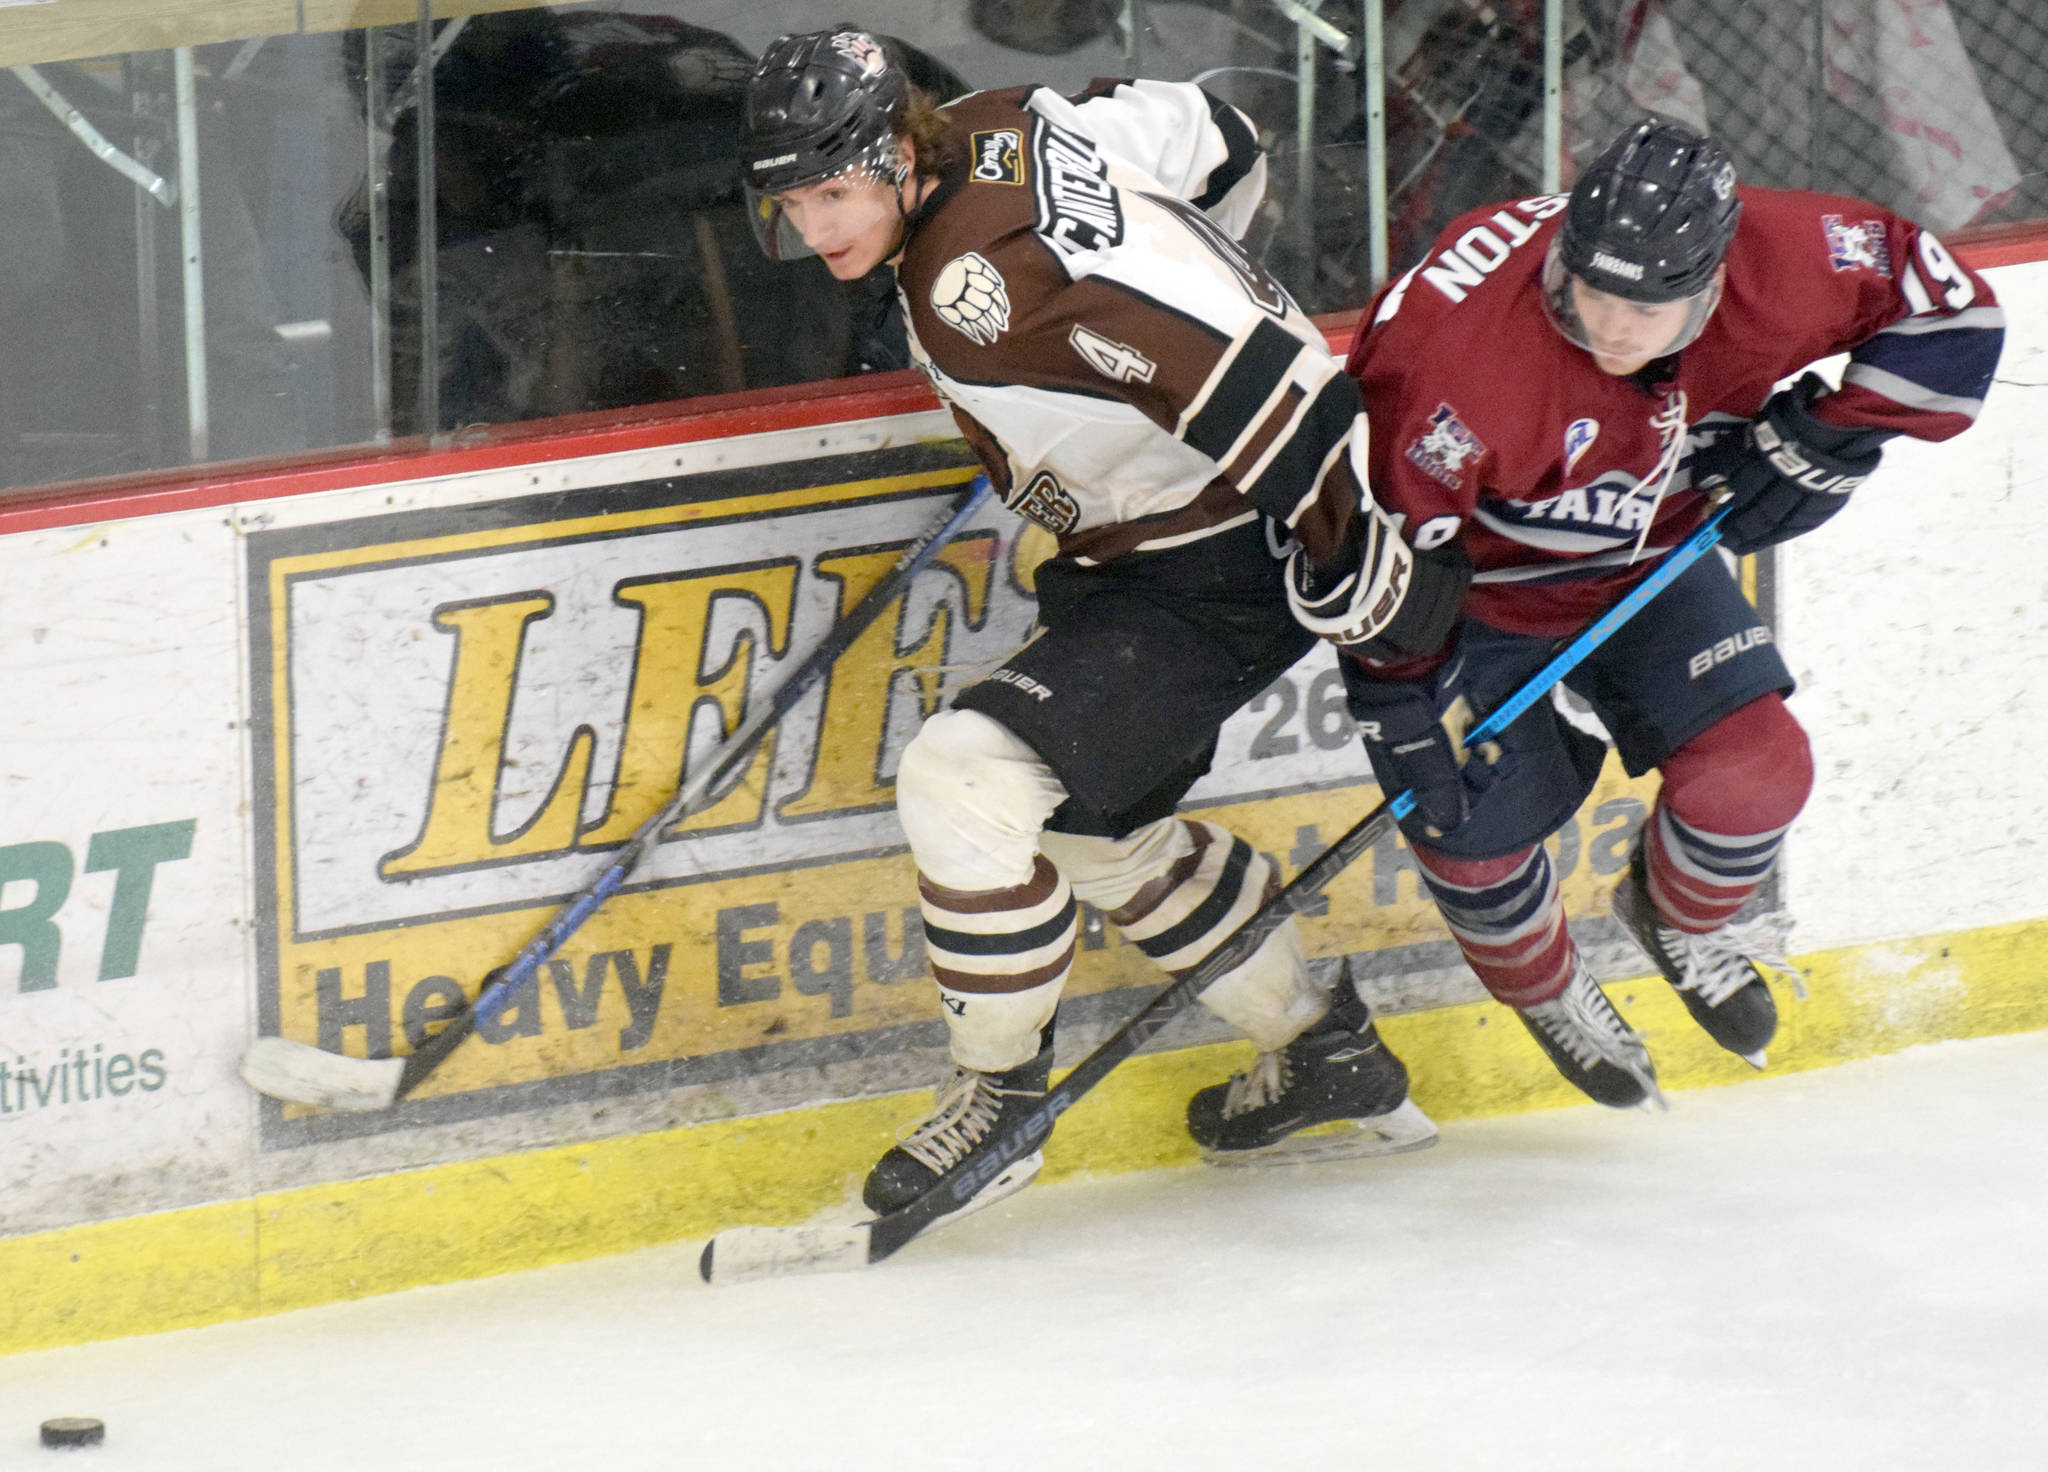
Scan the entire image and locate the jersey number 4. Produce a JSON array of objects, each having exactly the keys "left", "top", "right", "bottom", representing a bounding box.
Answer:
[{"left": 1069, "top": 324, "right": 1157, "bottom": 384}]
